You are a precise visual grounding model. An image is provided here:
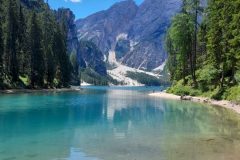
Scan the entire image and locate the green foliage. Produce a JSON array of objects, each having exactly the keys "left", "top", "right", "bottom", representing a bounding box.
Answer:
[
  {"left": 0, "top": 0, "right": 4, "bottom": 88},
  {"left": 167, "top": 80, "right": 201, "bottom": 96},
  {"left": 19, "top": 75, "right": 29, "bottom": 86},
  {"left": 224, "top": 86, "right": 240, "bottom": 104},
  {"left": 167, "top": 0, "right": 240, "bottom": 103},
  {"left": 166, "top": 13, "right": 193, "bottom": 81},
  {"left": 30, "top": 12, "right": 45, "bottom": 87},
  {"left": 235, "top": 71, "right": 240, "bottom": 84},
  {"left": 196, "top": 65, "right": 220, "bottom": 91},
  {"left": 80, "top": 68, "right": 109, "bottom": 86},
  {"left": 209, "top": 87, "right": 224, "bottom": 100},
  {"left": 70, "top": 51, "right": 78, "bottom": 75},
  {"left": 0, "top": 0, "right": 72, "bottom": 89},
  {"left": 45, "top": 46, "right": 55, "bottom": 87},
  {"left": 166, "top": 0, "right": 200, "bottom": 84},
  {"left": 5, "top": 0, "right": 19, "bottom": 82},
  {"left": 126, "top": 71, "right": 170, "bottom": 86},
  {"left": 80, "top": 68, "right": 120, "bottom": 86},
  {"left": 53, "top": 25, "right": 71, "bottom": 87}
]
